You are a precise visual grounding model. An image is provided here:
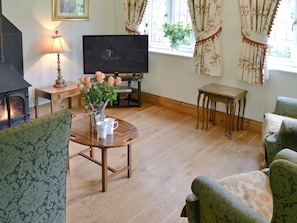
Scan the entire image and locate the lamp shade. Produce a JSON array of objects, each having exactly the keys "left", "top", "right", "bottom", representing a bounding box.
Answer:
[{"left": 48, "top": 30, "right": 71, "bottom": 53}]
